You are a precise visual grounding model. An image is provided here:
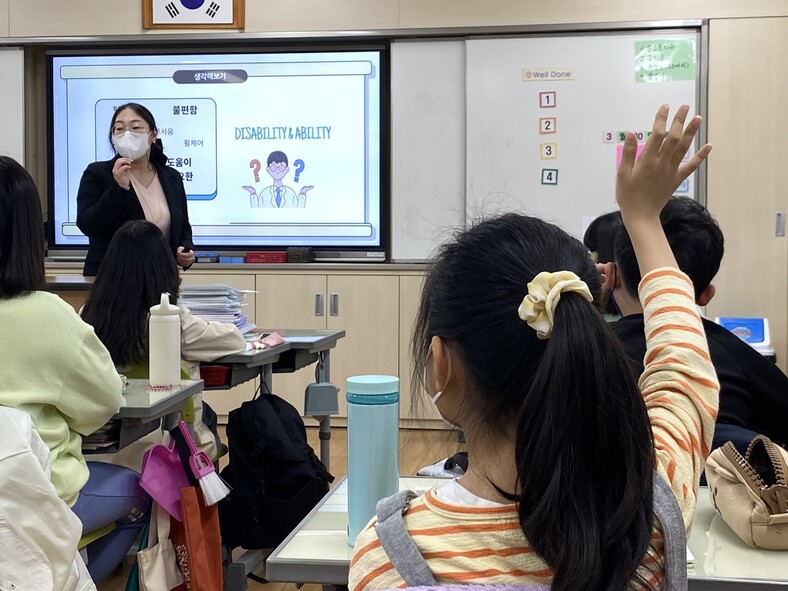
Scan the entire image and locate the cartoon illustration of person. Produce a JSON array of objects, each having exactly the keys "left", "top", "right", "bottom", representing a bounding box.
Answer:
[{"left": 243, "top": 151, "right": 314, "bottom": 208}]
